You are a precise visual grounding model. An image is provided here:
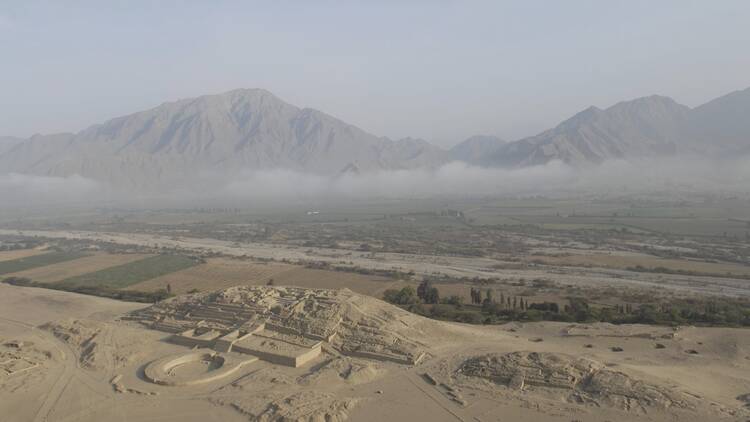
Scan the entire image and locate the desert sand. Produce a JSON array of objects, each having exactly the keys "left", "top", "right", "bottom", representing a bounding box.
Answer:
[{"left": 1, "top": 283, "right": 749, "bottom": 422}]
